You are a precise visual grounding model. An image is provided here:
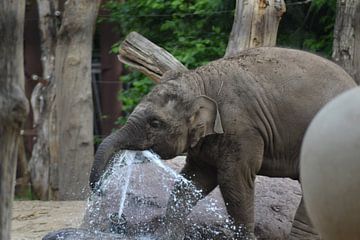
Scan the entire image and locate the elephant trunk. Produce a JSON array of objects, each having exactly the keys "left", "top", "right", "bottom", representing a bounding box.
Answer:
[{"left": 89, "top": 120, "right": 147, "bottom": 191}]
